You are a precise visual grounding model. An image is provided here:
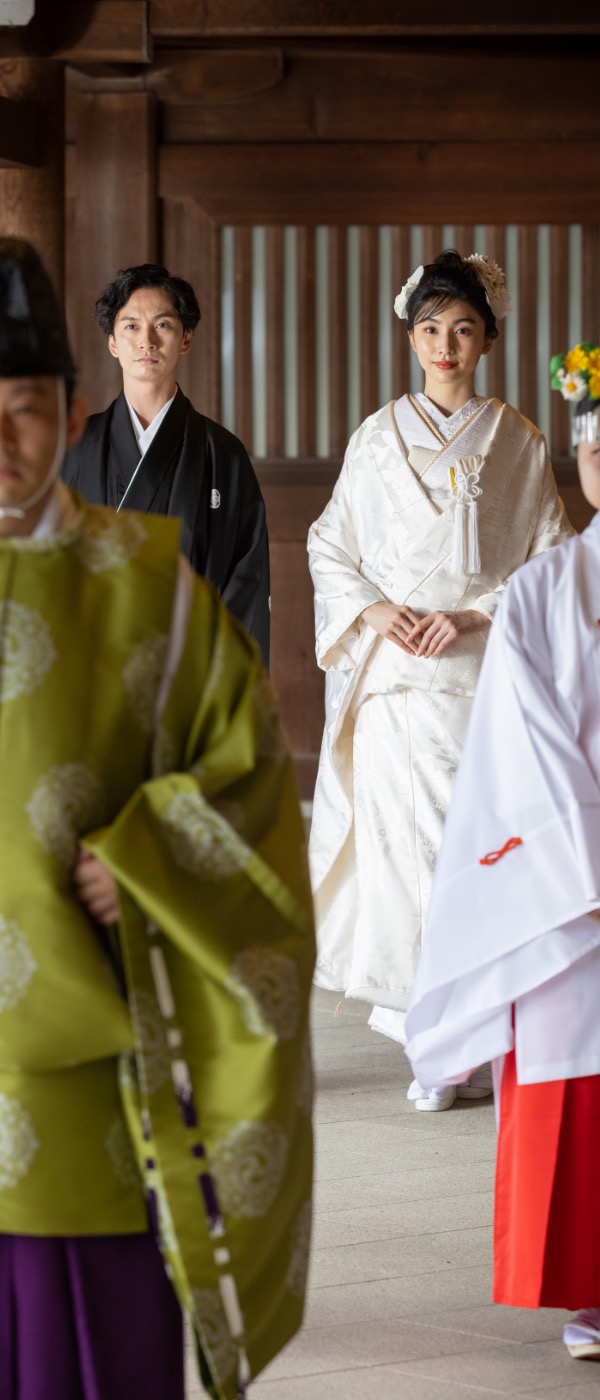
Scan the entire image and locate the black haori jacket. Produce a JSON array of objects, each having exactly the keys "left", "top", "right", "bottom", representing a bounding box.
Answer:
[{"left": 61, "top": 389, "right": 270, "bottom": 666}]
